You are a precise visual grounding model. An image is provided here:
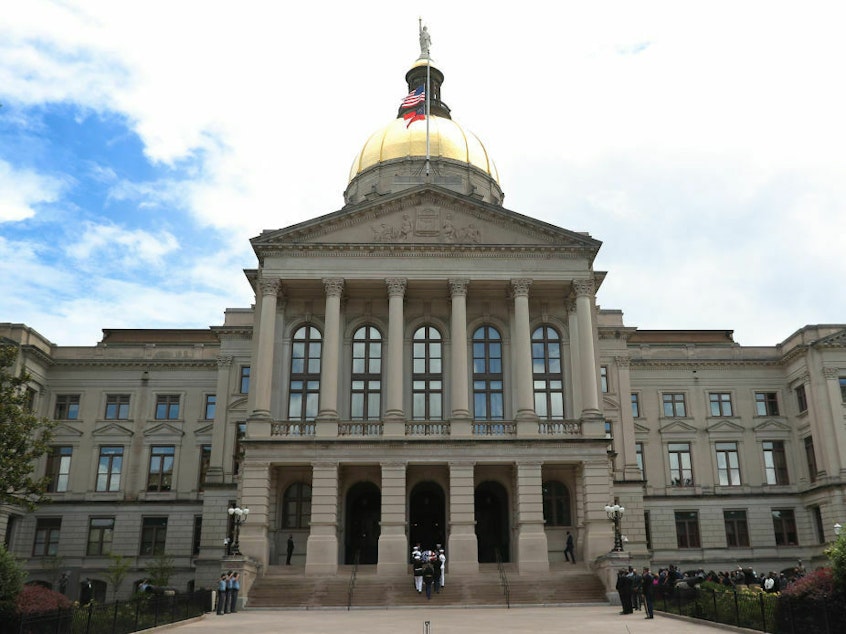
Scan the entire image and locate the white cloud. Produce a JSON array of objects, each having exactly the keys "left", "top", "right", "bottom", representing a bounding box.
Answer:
[
  {"left": 0, "top": 160, "right": 65, "bottom": 222},
  {"left": 65, "top": 222, "right": 180, "bottom": 269}
]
